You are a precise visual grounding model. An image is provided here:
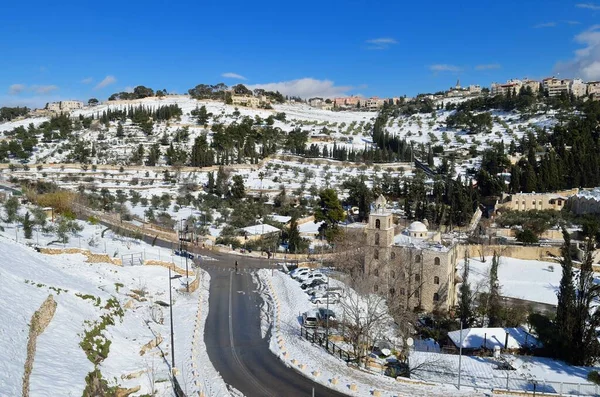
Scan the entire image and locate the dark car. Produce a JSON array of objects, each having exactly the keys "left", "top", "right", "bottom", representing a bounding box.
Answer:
[
  {"left": 384, "top": 361, "right": 410, "bottom": 378},
  {"left": 301, "top": 279, "right": 326, "bottom": 290},
  {"left": 317, "top": 308, "right": 336, "bottom": 322},
  {"left": 174, "top": 250, "right": 194, "bottom": 260}
]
